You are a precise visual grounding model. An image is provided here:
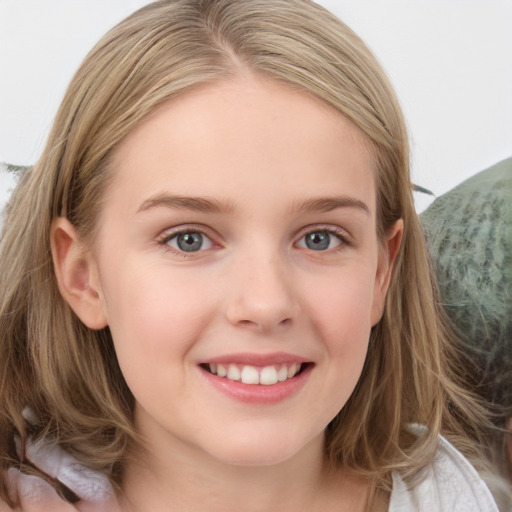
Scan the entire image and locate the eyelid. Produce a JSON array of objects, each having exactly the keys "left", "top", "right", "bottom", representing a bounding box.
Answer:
[
  {"left": 294, "top": 224, "right": 353, "bottom": 248},
  {"left": 154, "top": 223, "right": 352, "bottom": 256},
  {"left": 156, "top": 224, "right": 219, "bottom": 254}
]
